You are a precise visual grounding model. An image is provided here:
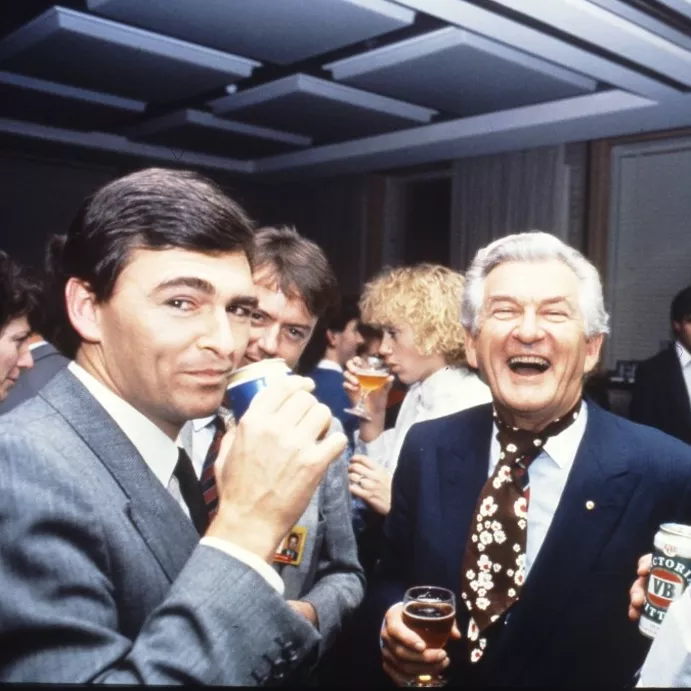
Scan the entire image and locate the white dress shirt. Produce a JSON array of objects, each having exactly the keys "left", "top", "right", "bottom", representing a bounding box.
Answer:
[
  {"left": 69, "top": 362, "right": 283, "bottom": 594},
  {"left": 676, "top": 341, "right": 691, "bottom": 408},
  {"left": 488, "top": 401, "right": 588, "bottom": 577},
  {"left": 638, "top": 585, "right": 691, "bottom": 687},
  {"left": 363, "top": 365, "right": 492, "bottom": 474}
]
